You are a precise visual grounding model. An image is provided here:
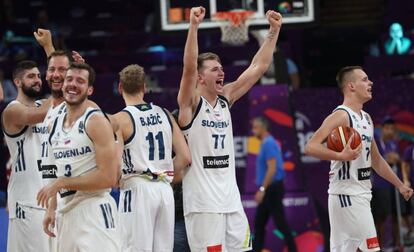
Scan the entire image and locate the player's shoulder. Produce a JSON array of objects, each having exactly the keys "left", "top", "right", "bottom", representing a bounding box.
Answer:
[{"left": 321, "top": 108, "right": 350, "bottom": 128}]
